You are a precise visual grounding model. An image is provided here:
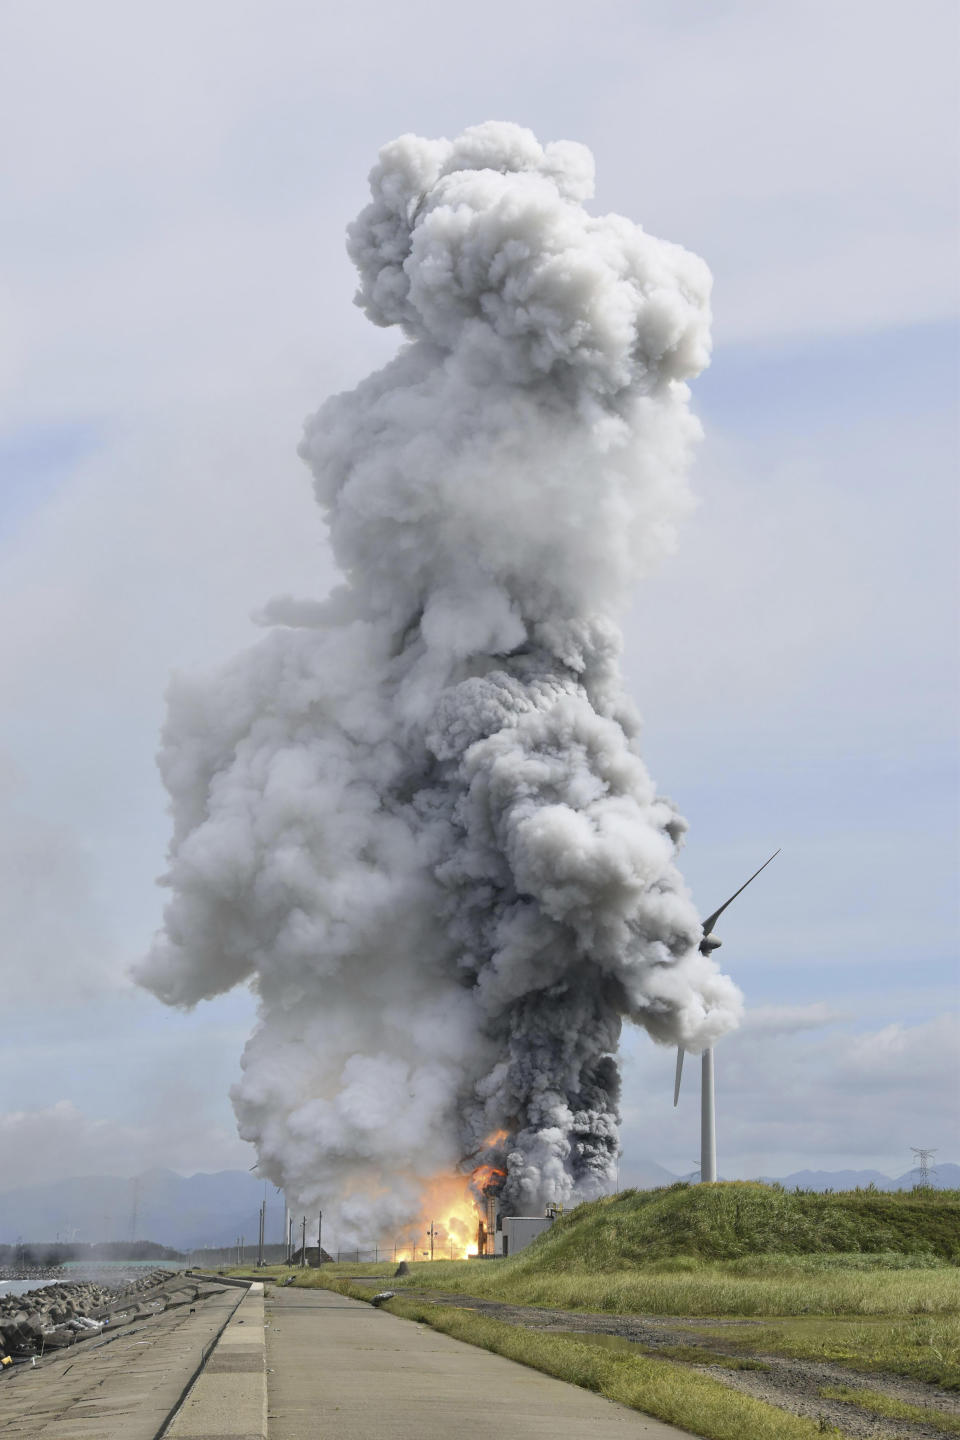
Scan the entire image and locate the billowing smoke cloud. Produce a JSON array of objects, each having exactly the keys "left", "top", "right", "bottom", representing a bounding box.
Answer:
[{"left": 136, "top": 122, "right": 742, "bottom": 1238}]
